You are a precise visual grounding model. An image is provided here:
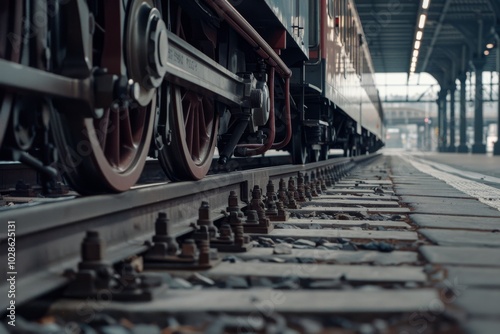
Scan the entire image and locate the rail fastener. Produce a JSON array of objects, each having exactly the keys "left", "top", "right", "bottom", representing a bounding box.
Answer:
[{"left": 64, "top": 231, "right": 164, "bottom": 301}]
